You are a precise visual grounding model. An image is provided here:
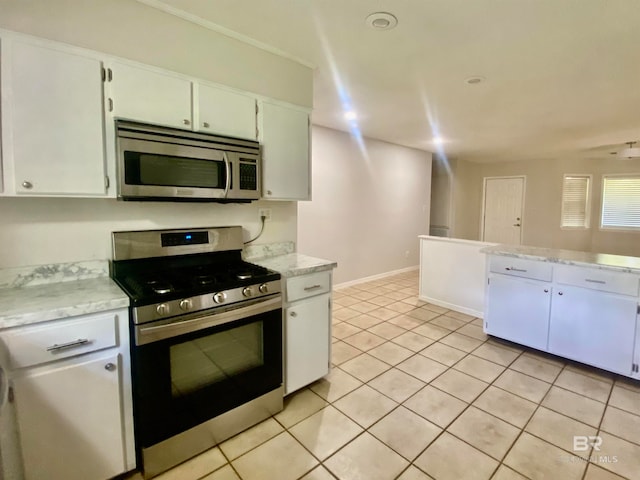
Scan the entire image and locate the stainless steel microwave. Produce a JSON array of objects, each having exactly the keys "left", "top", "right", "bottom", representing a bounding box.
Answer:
[{"left": 116, "top": 121, "right": 261, "bottom": 202}]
